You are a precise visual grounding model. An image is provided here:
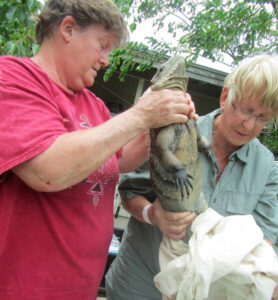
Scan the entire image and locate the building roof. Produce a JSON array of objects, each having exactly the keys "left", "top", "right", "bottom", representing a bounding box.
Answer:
[{"left": 187, "top": 63, "right": 228, "bottom": 87}]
